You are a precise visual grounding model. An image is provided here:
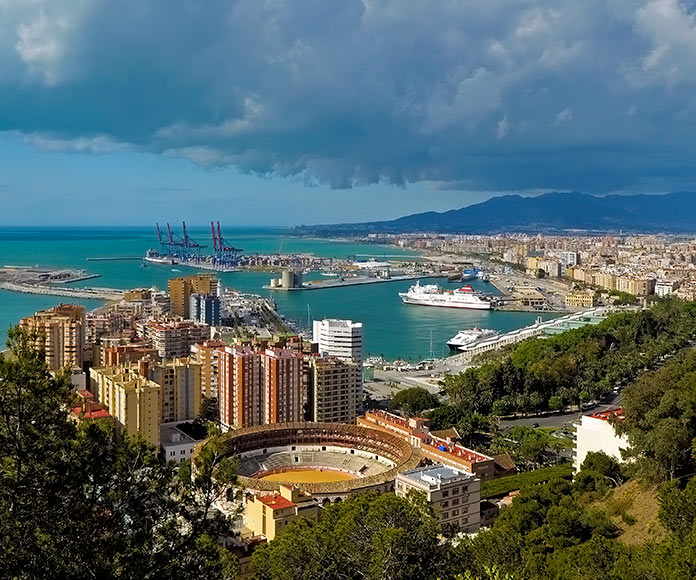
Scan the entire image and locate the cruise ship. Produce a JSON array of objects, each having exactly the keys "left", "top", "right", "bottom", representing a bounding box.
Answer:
[
  {"left": 399, "top": 281, "right": 493, "bottom": 310},
  {"left": 144, "top": 249, "right": 178, "bottom": 265},
  {"left": 446, "top": 328, "right": 498, "bottom": 350}
]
